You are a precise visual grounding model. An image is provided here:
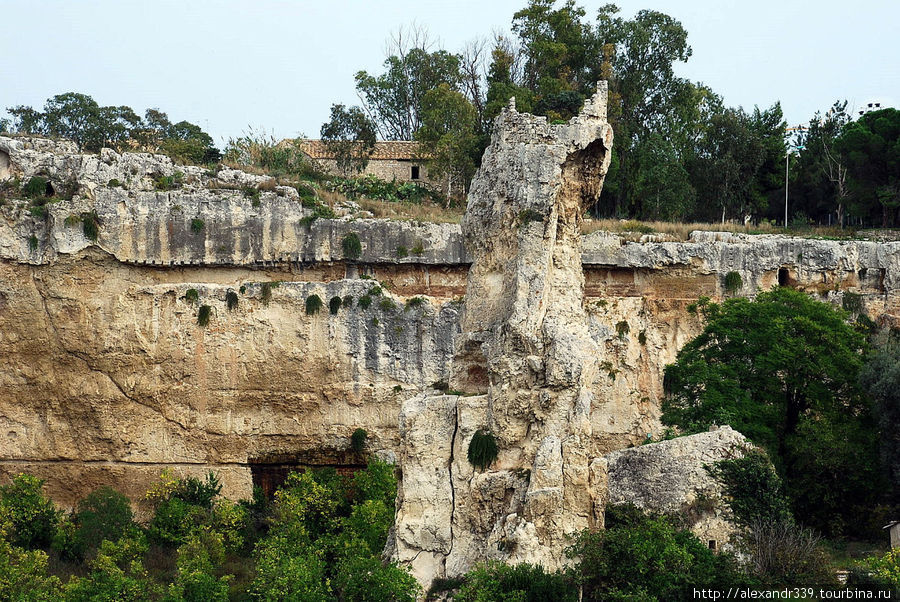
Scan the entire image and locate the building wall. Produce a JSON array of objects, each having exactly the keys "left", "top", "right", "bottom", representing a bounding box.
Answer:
[{"left": 314, "top": 157, "right": 442, "bottom": 190}]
